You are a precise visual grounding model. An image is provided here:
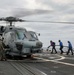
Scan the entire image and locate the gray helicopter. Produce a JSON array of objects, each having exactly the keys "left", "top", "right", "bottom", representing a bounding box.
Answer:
[{"left": 0, "top": 16, "right": 43, "bottom": 58}]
